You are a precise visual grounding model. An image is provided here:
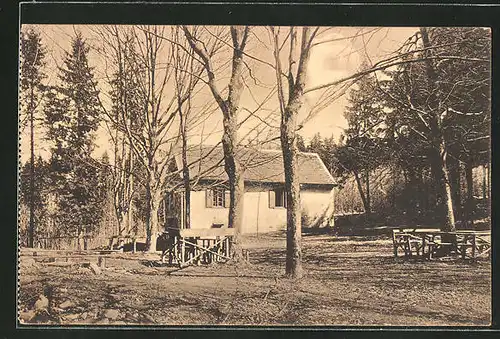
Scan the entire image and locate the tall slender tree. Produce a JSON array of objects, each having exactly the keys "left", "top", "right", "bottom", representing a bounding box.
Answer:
[
  {"left": 183, "top": 25, "right": 250, "bottom": 258},
  {"left": 44, "top": 32, "right": 104, "bottom": 248},
  {"left": 340, "top": 69, "right": 388, "bottom": 214},
  {"left": 270, "top": 26, "right": 319, "bottom": 278},
  {"left": 20, "top": 28, "right": 46, "bottom": 248}
]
